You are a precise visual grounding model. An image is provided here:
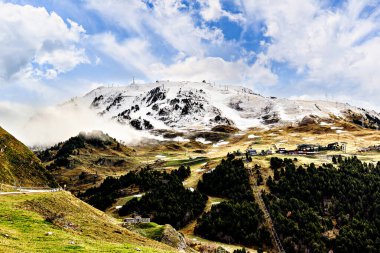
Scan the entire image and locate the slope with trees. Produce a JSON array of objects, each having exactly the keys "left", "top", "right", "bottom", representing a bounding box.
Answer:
[
  {"left": 265, "top": 156, "right": 380, "bottom": 252},
  {"left": 195, "top": 154, "right": 271, "bottom": 249}
]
